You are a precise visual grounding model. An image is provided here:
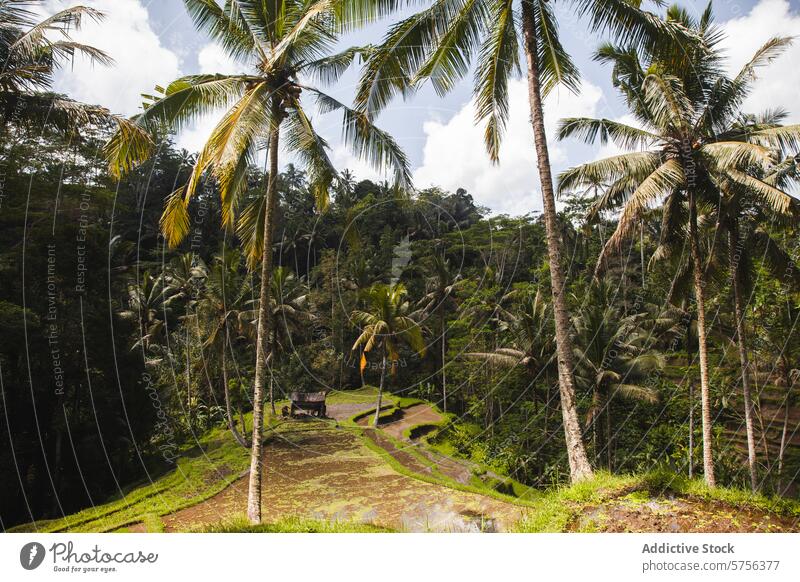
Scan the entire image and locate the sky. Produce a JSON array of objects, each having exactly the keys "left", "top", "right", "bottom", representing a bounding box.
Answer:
[{"left": 44, "top": 0, "right": 800, "bottom": 216}]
